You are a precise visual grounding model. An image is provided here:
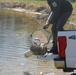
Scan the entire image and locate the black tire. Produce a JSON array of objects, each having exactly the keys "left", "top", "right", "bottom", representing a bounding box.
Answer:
[
  {"left": 71, "top": 73, "right": 76, "bottom": 75},
  {"left": 63, "top": 68, "right": 73, "bottom": 72}
]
